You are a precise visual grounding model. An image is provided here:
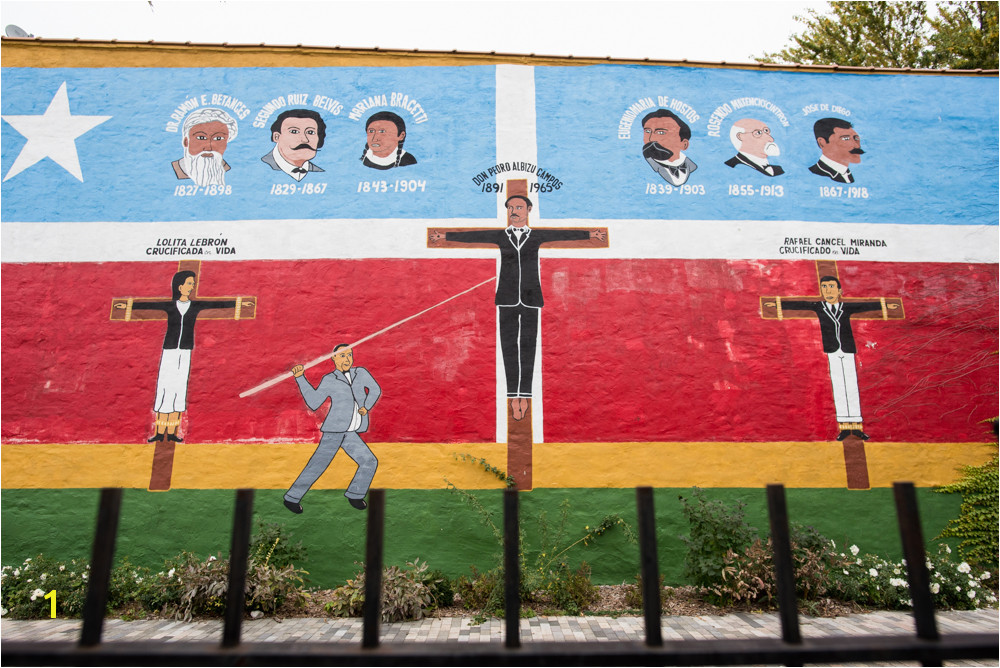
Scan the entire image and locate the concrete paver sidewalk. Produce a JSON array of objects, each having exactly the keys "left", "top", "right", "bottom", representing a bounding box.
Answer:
[{"left": 2, "top": 608, "right": 997, "bottom": 665}]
